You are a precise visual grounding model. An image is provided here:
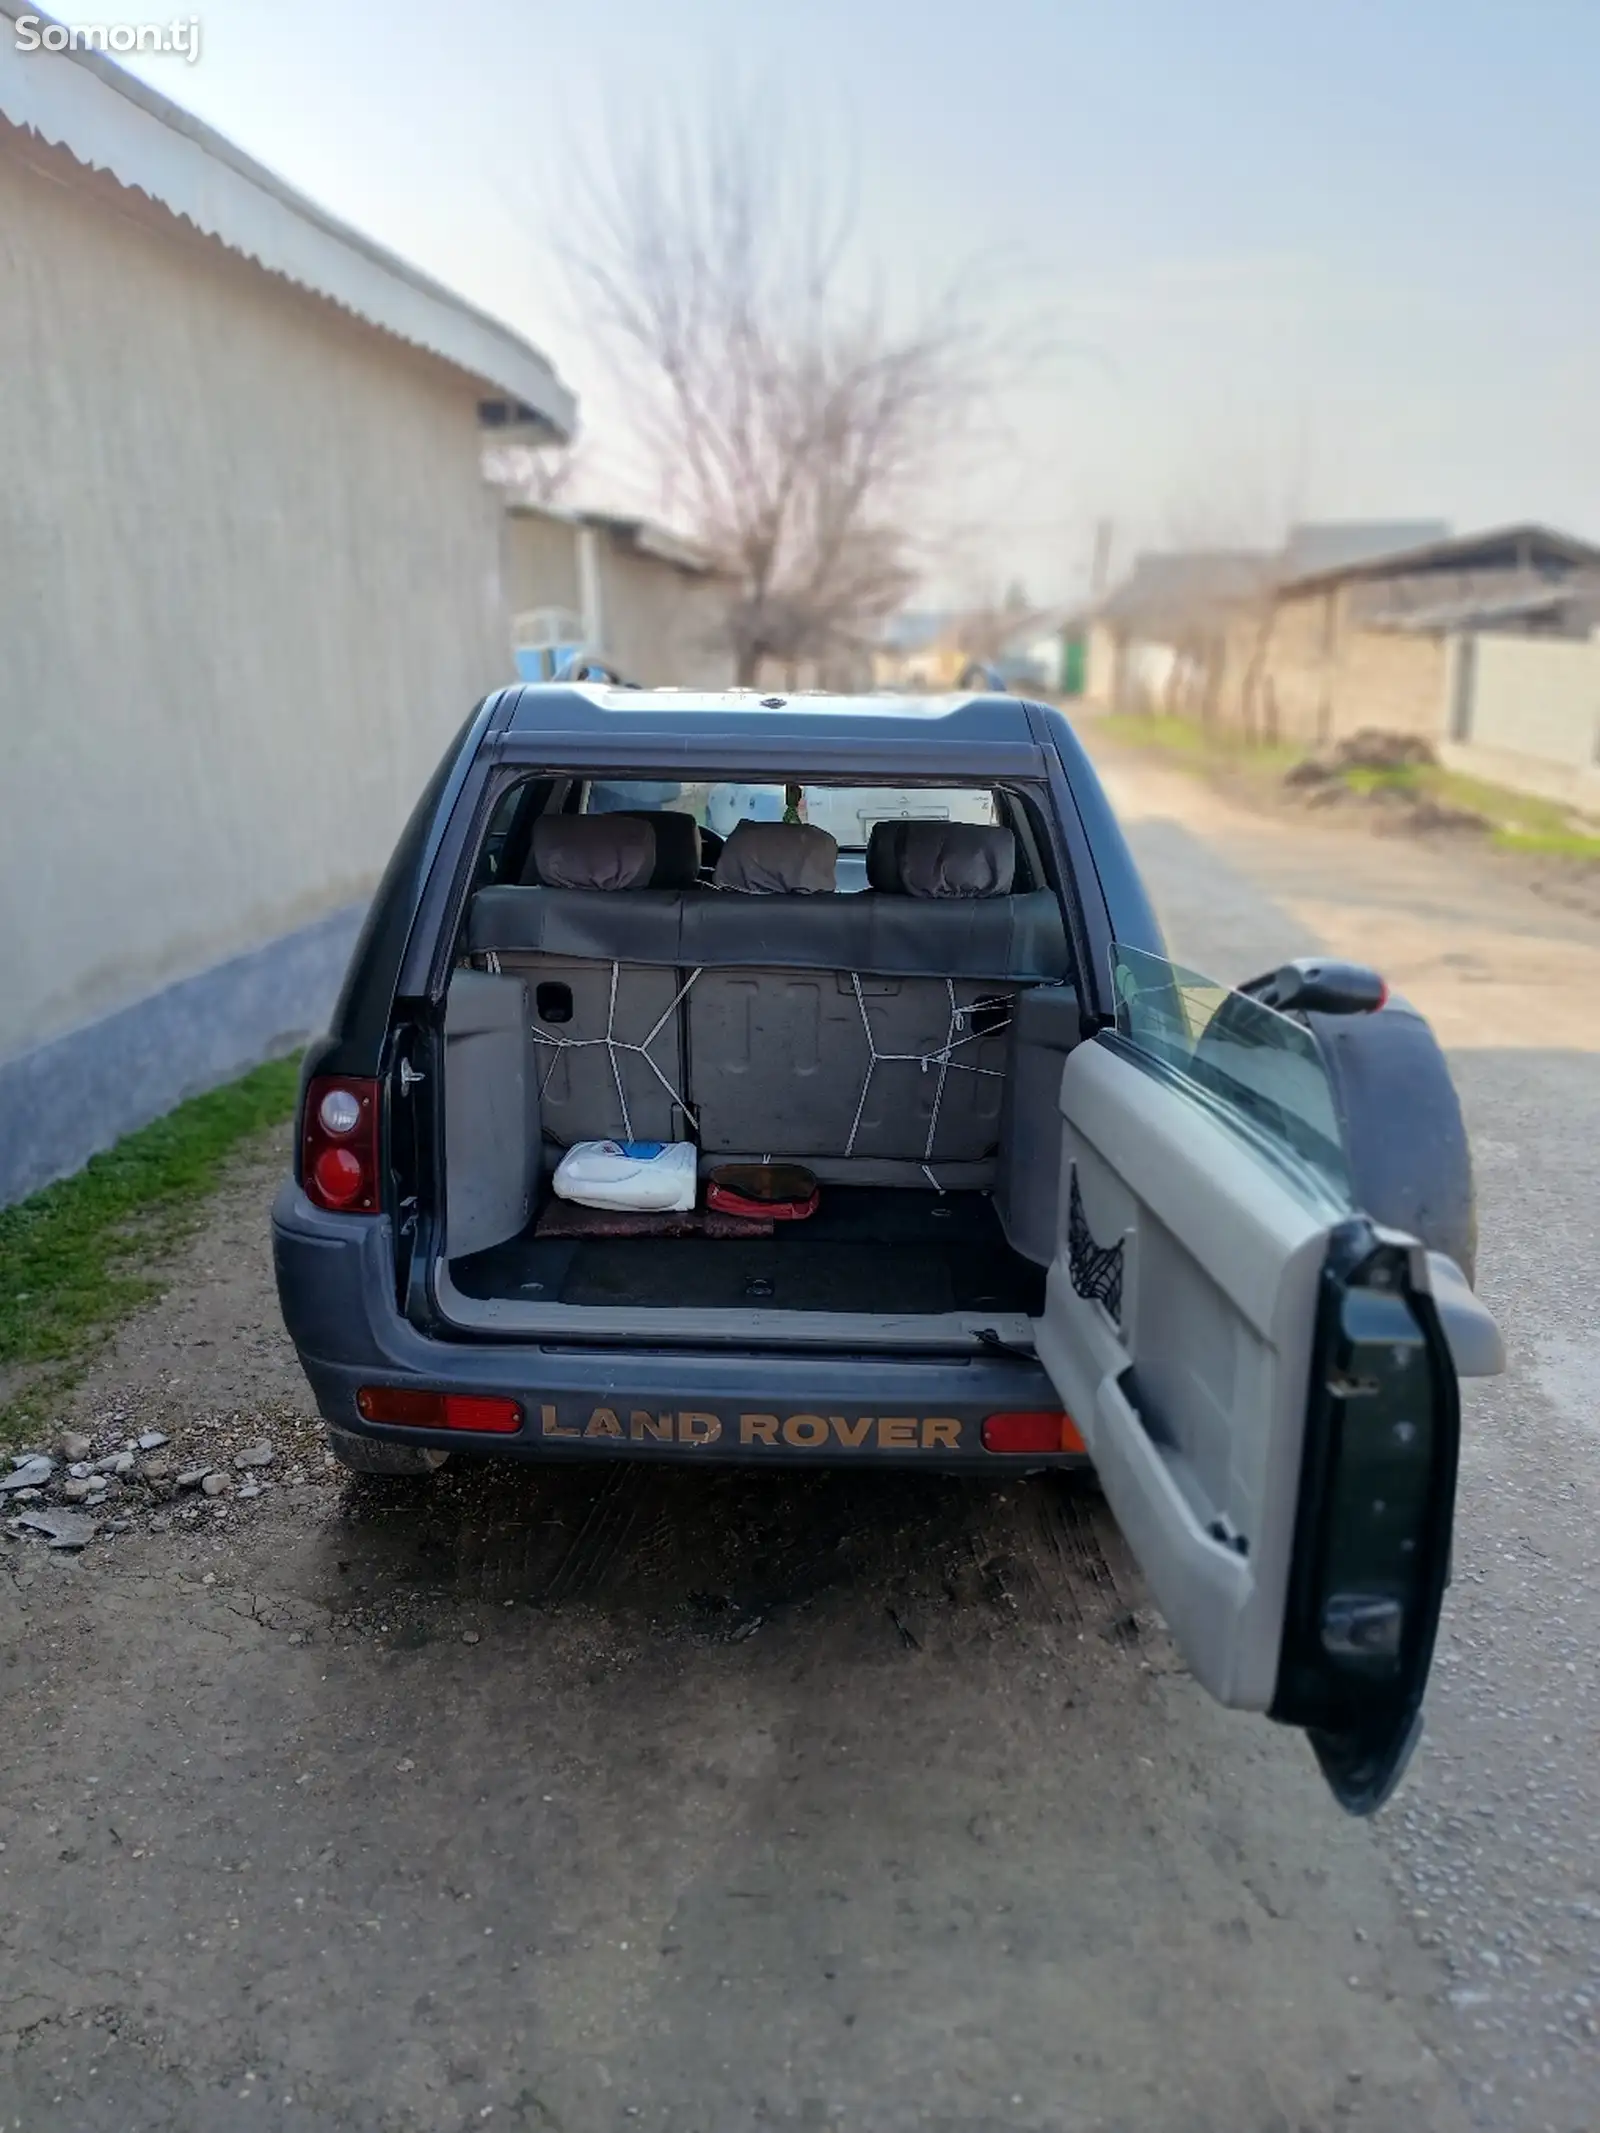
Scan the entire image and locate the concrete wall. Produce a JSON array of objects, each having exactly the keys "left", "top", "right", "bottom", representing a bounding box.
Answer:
[
  {"left": 1333, "top": 627, "right": 1449, "bottom": 744},
  {"left": 1202, "top": 590, "right": 1447, "bottom": 748},
  {"left": 0, "top": 128, "right": 508, "bottom": 1200},
  {"left": 1451, "top": 632, "right": 1600, "bottom": 767},
  {"left": 504, "top": 510, "right": 582, "bottom": 621},
  {"left": 596, "top": 544, "right": 735, "bottom": 689}
]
